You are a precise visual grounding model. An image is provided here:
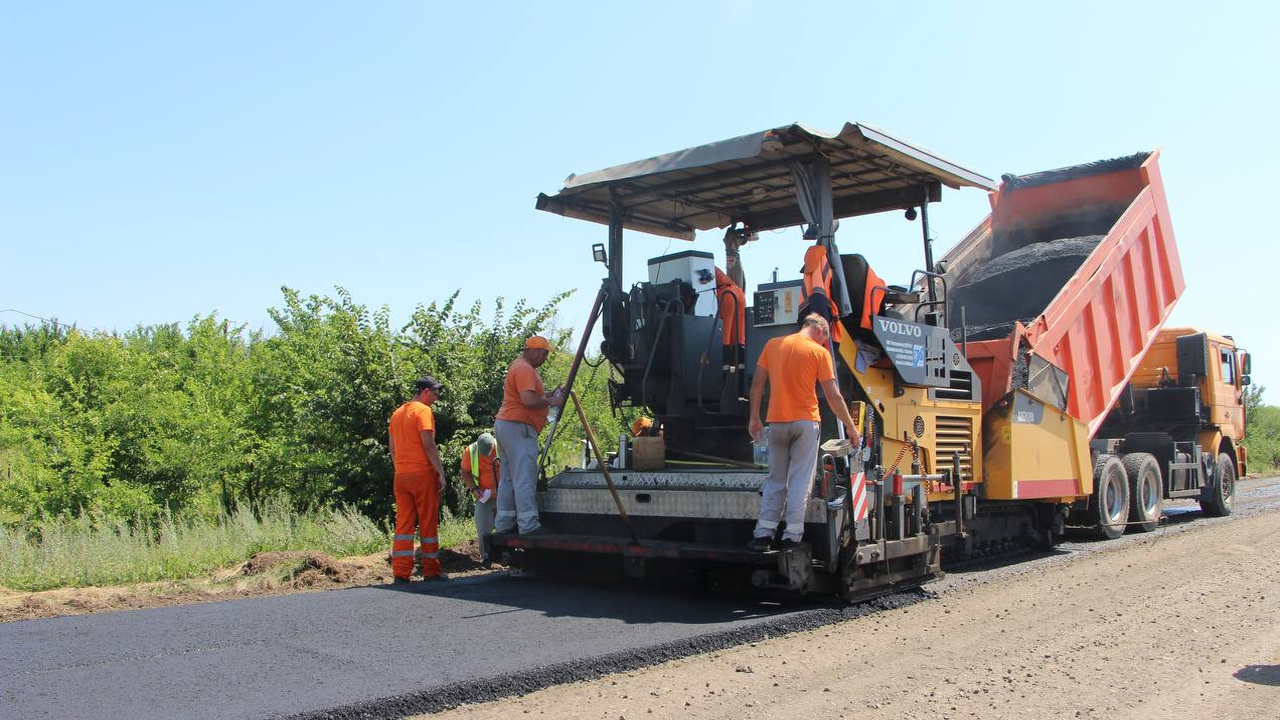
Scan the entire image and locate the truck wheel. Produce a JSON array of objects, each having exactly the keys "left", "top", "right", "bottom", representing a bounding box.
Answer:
[
  {"left": 1200, "top": 453, "right": 1236, "bottom": 517},
  {"left": 1123, "top": 453, "right": 1162, "bottom": 533},
  {"left": 1090, "top": 454, "right": 1129, "bottom": 540}
]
